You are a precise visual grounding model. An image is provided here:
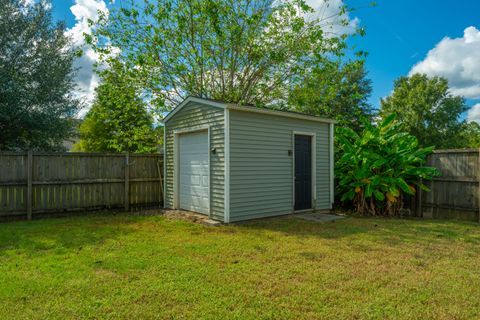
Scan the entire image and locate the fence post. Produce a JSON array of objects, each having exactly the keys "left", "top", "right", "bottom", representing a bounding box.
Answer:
[
  {"left": 124, "top": 153, "right": 130, "bottom": 211},
  {"left": 27, "top": 150, "right": 33, "bottom": 220},
  {"left": 157, "top": 158, "right": 164, "bottom": 207},
  {"left": 478, "top": 148, "right": 480, "bottom": 223},
  {"left": 418, "top": 178, "right": 422, "bottom": 218}
]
